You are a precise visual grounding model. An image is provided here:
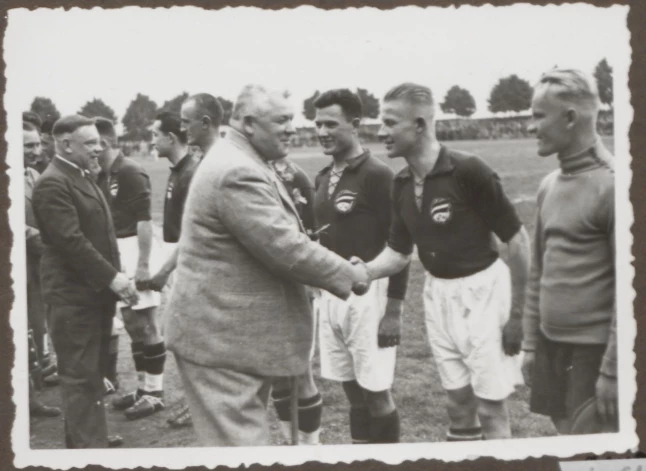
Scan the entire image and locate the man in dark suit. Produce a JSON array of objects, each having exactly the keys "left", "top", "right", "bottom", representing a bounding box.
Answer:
[{"left": 32, "top": 115, "right": 139, "bottom": 448}]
